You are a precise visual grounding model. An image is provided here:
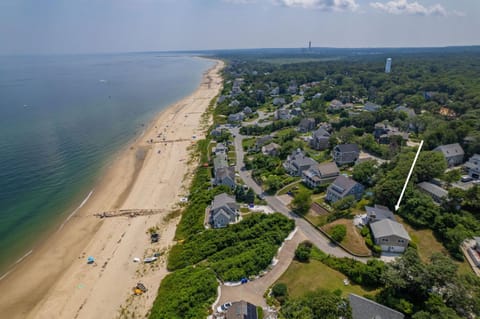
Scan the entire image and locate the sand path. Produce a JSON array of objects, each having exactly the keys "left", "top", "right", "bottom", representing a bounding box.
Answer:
[{"left": 0, "top": 59, "right": 224, "bottom": 319}]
